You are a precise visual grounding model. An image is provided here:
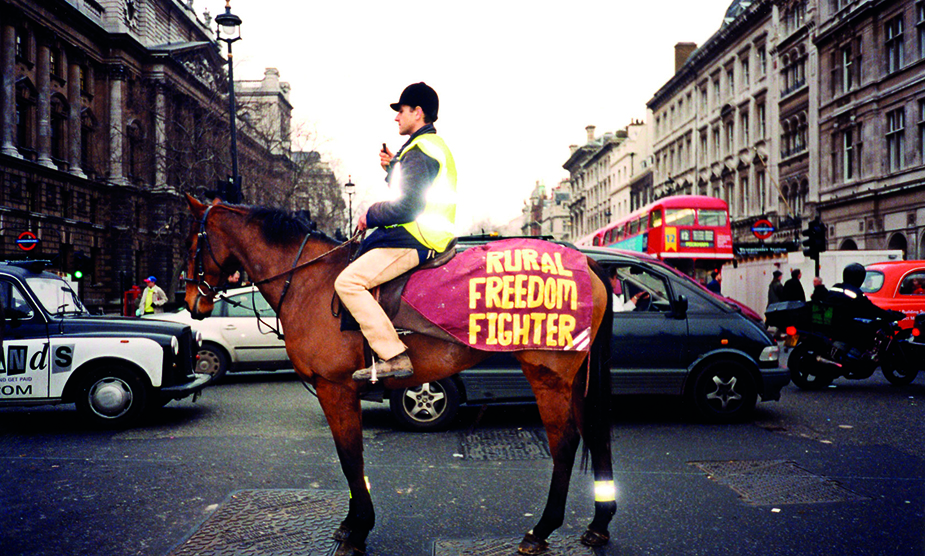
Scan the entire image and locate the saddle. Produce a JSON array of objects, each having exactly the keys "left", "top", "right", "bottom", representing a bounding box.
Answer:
[{"left": 339, "top": 240, "right": 463, "bottom": 345}]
